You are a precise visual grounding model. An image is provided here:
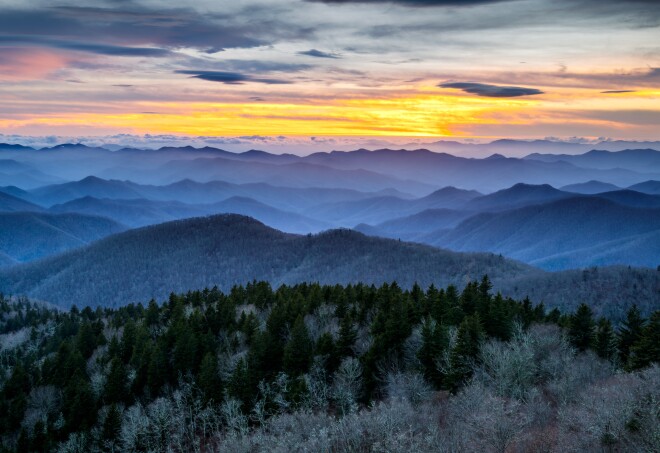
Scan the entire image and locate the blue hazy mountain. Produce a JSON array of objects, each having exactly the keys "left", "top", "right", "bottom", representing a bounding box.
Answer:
[
  {"left": 561, "top": 180, "right": 622, "bottom": 194},
  {"left": 0, "top": 211, "right": 126, "bottom": 266}
]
